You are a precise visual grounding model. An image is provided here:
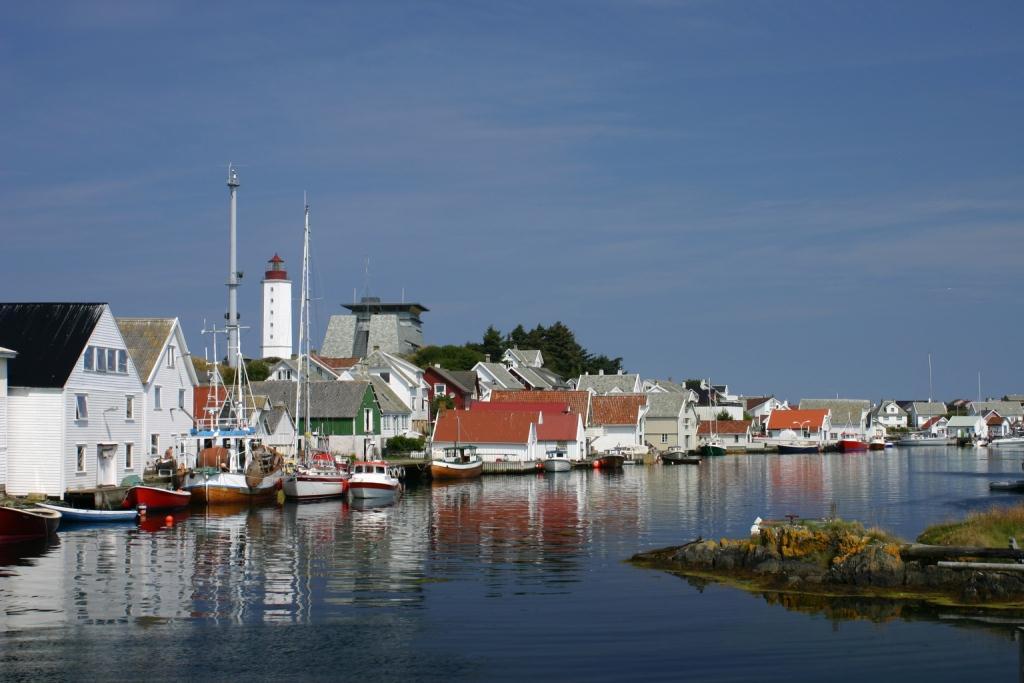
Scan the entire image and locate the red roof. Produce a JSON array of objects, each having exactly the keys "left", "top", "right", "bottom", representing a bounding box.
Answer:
[
  {"left": 433, "top": 410, "right": 536, "bottom": 444},
  {"left": 476, "top": 401, "right": 571, "bottom": 414},
  {"left": 745, "top": 397, "right": 772, "bottom": 411},
  {"left": 536, "top": 412, "right": 581, "bottom": 441},
  {"left": 591, "top": 394, "right": 647, "bottom": 426},
  {"left": 698, "top": 419, "right": 752, "bottom": 435},
  {"left": 193, "top": 385, "right": 227, "bottom": 428},
  {"left": 987, "top": 413, "right": 1007, "bottom": 425},
  {"left": 269, "top": 253, "right": 284, "bottom": 264},
  {"left": 766, "top": 408, "right": 828, "bottom": 431},
  {"left": 490, "top": 390, "right": 591, "bottom": 422},
  {"left": 920, "top": 415, "right": 946, "bottom": 430}
]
